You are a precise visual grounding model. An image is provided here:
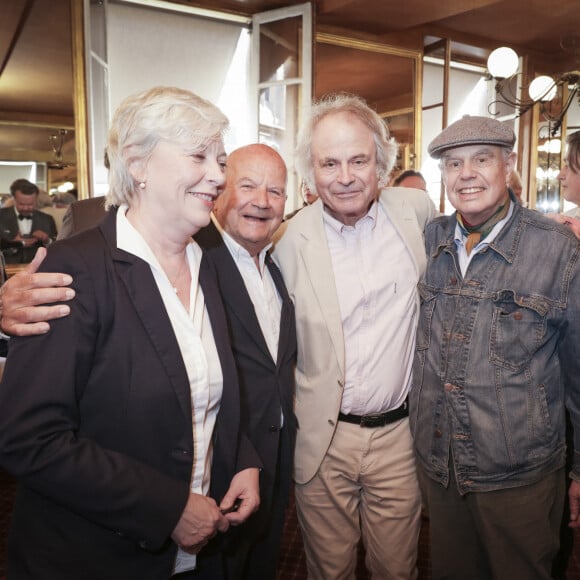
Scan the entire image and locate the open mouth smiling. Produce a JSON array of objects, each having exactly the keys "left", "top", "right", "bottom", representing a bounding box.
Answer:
[
  {"left": 457, "top": 186, "right": 485, "bottom": 195},
  {"left": 243, "top": 214, "right": 270, "bottom": 222},
  {"left": 187, "top": 192, "right": 217, "bottom": 202}
]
